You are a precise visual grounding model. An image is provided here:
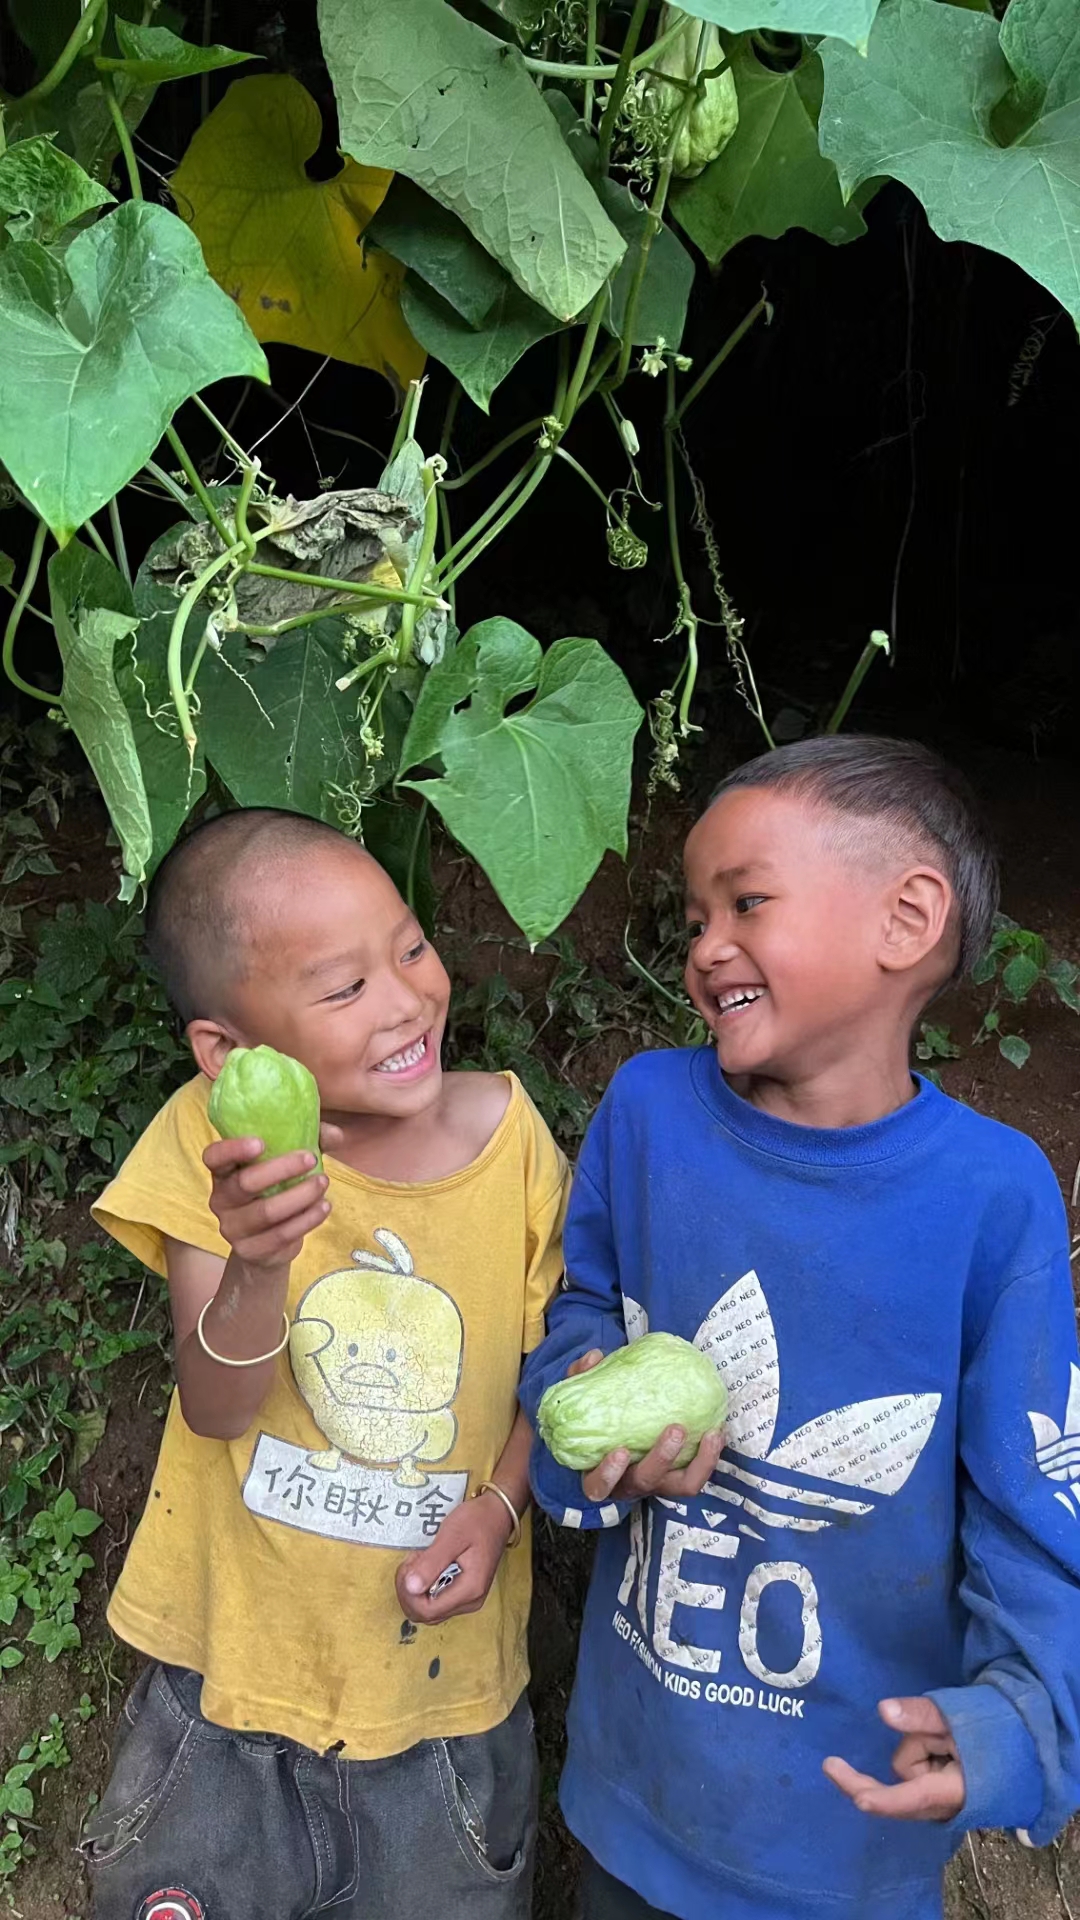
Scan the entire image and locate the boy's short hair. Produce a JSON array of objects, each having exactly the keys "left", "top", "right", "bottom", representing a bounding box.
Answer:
[
  {"left": 710, "top": 735, "right": 999, "bottom": 975},
  {"left": 146, "top": 808, "right": 357, "bottom": 1024}
]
